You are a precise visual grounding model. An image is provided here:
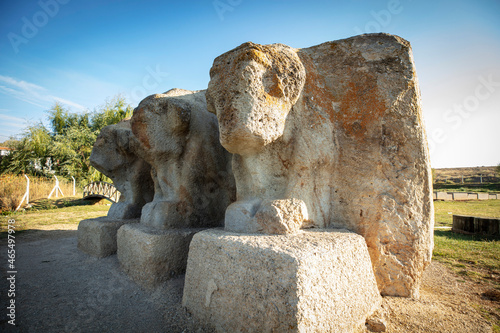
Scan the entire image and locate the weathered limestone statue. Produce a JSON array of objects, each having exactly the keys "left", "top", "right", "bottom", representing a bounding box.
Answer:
[
  {"left": 130, "top": 88, "right": 235, "bottom": 228},
  {"left": 204, "top": 33, "right": 434, "bottom": 298},
  {"left": 116, "top": 88, "right": 235, "bottom": 288},
  {"left": 78, "top": 119, "right": 154, "bottom": 258},
  {"left": 89, "top": 119, "right": 154, "bottom": 219}
]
